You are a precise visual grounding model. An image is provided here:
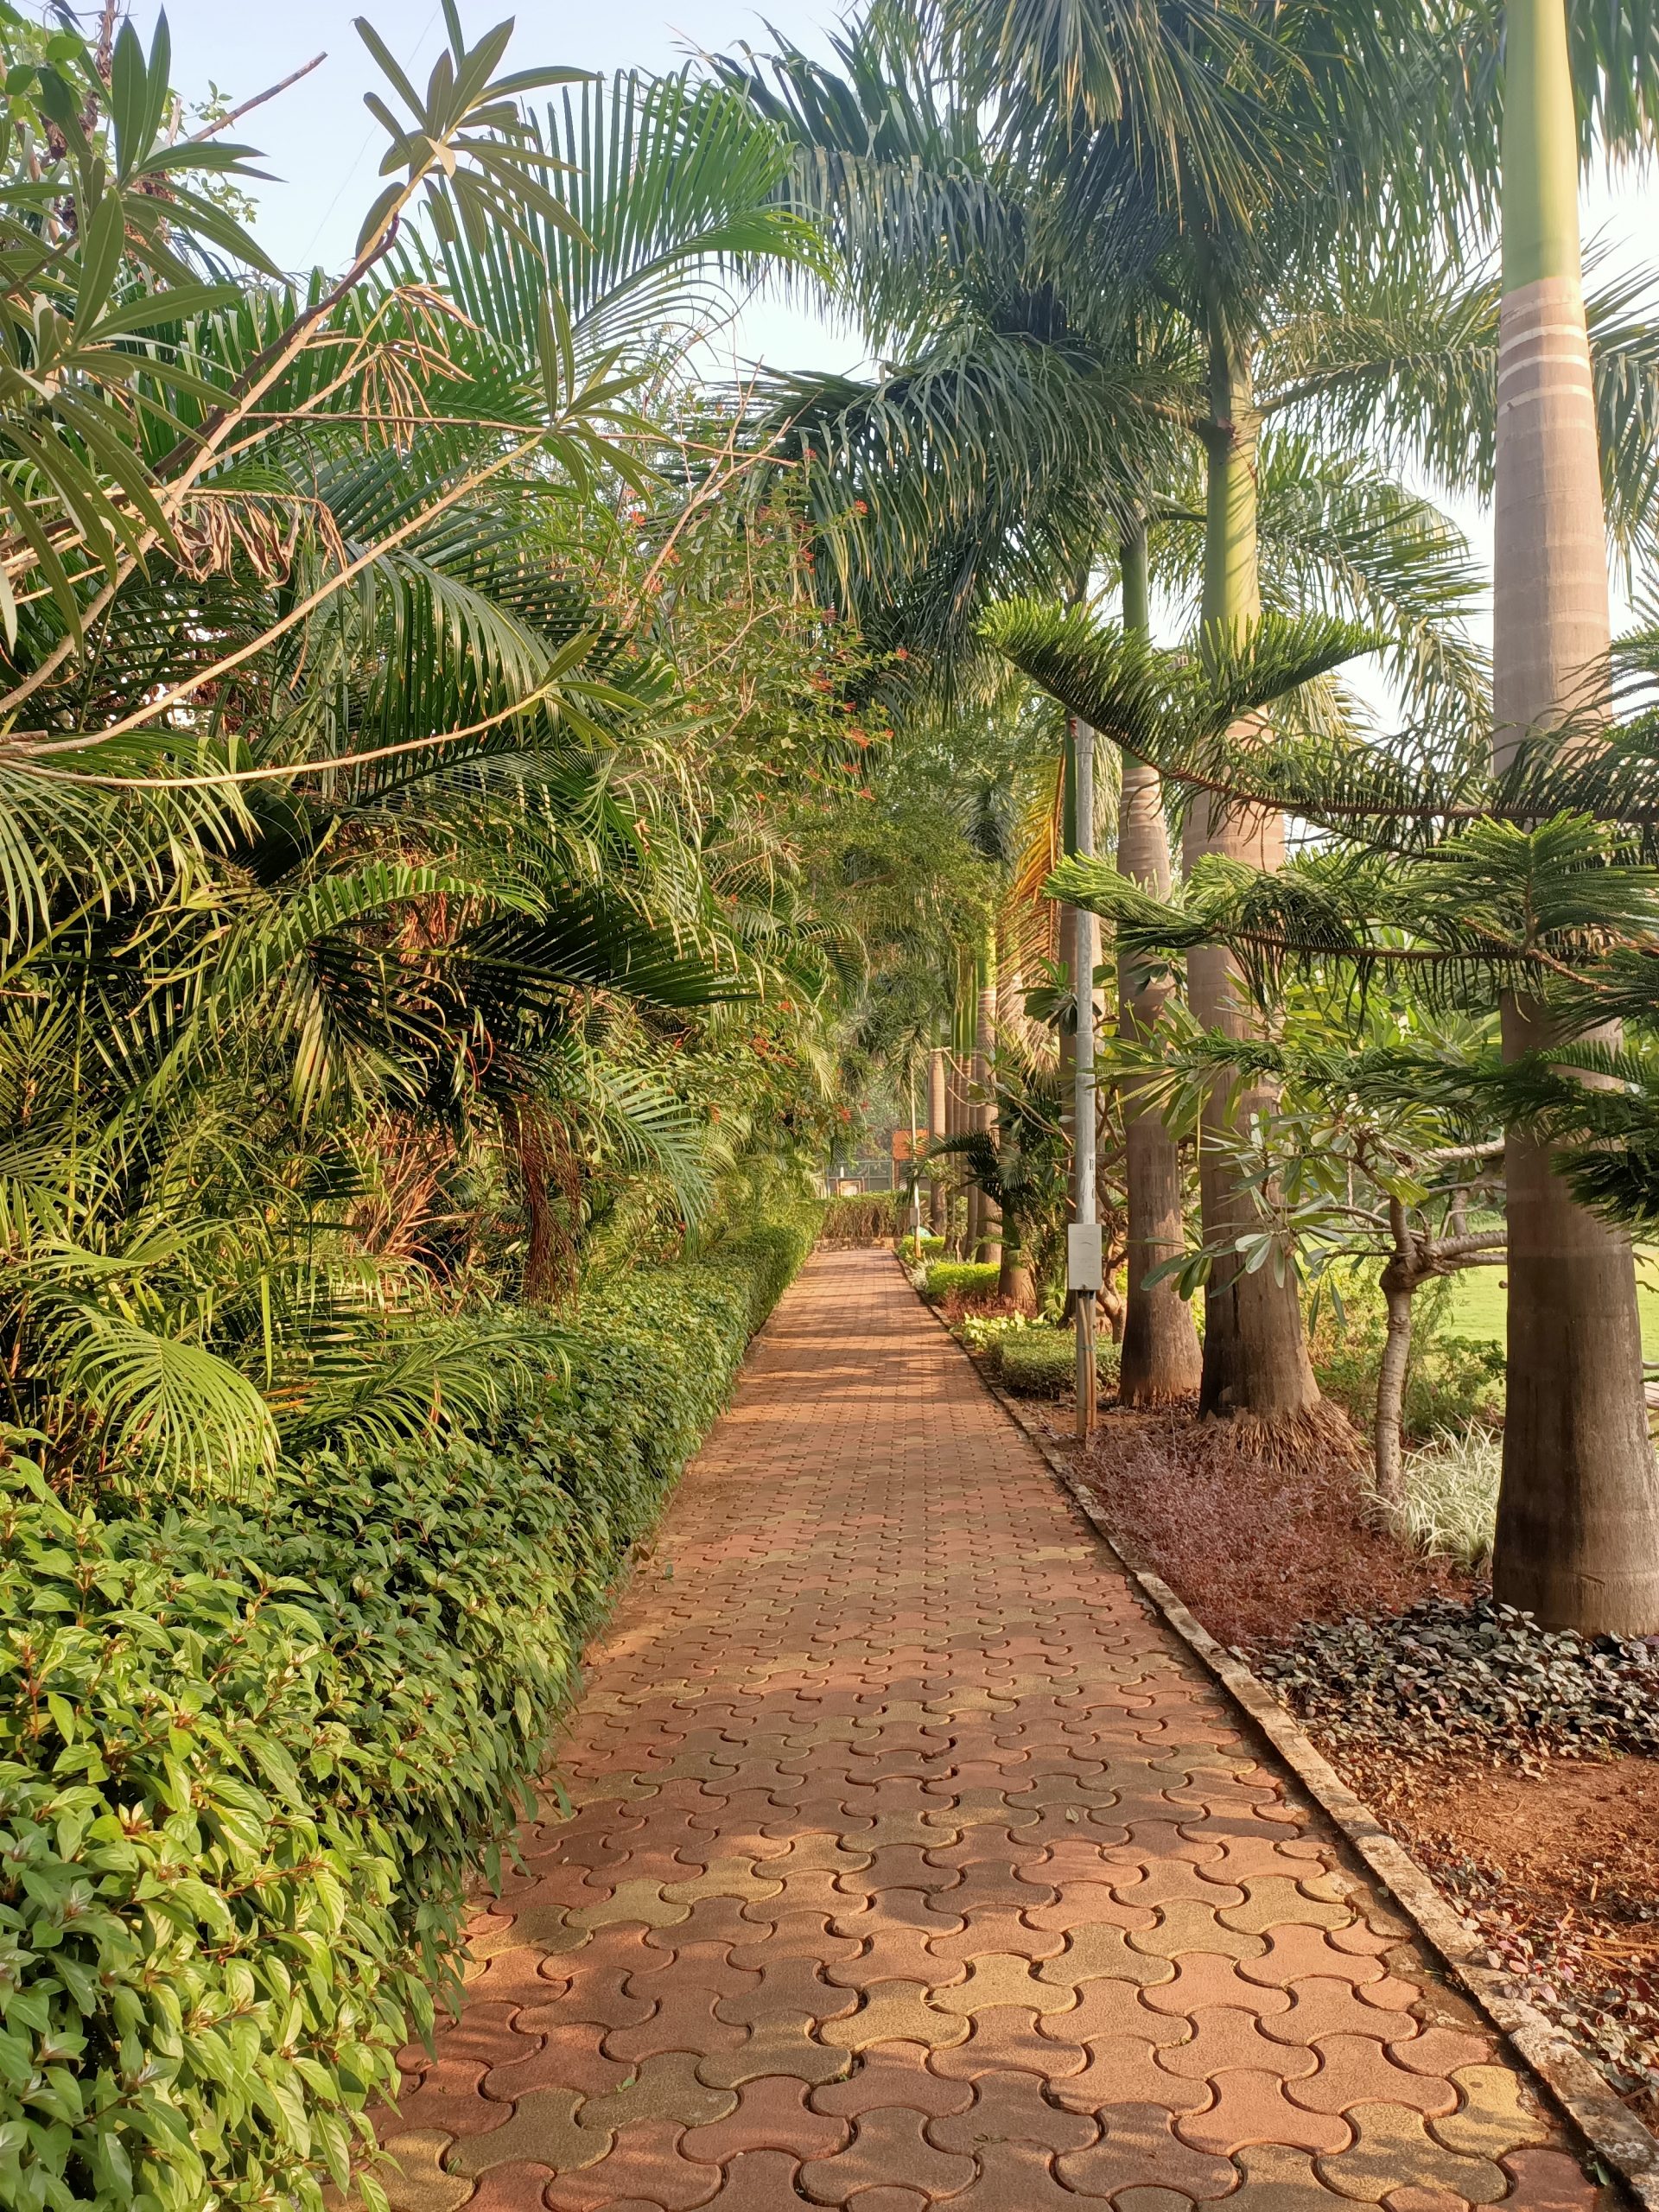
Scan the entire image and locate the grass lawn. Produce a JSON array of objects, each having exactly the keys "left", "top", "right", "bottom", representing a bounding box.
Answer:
[{"left": 1446, "top": 1251, "right": 1659, "bottom": 1353}]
